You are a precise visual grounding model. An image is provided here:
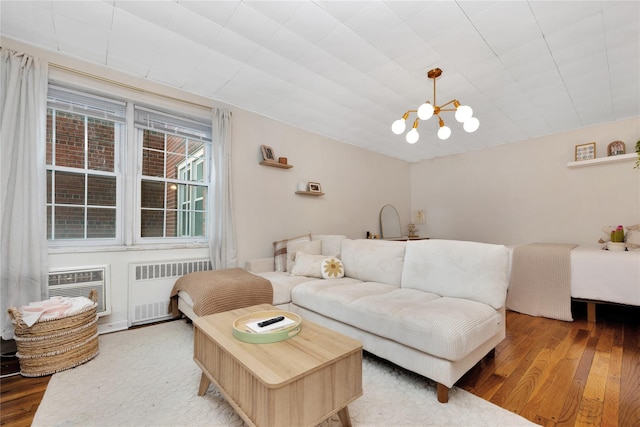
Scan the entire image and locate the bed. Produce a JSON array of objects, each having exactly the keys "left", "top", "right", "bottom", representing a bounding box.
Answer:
[
  {"left": 570, "top": 246, "right": 640, "bottom": 321},
  {"left": 508, "top": 244, "right": 640, "bottom": 322}
]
